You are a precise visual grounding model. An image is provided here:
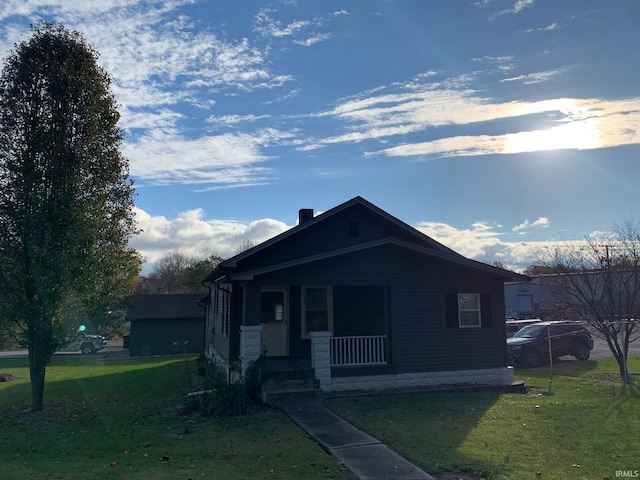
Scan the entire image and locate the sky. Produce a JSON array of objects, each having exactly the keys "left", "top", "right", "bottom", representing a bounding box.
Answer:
[{"left": 1, "top": 0, "right": 638, "bottom": 274}]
